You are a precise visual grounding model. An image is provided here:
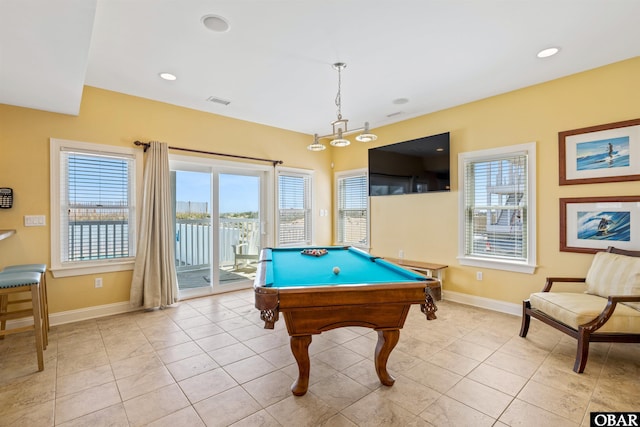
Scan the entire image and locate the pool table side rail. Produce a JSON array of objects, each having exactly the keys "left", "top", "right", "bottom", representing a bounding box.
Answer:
[
  {"left": 254, "top": 253, "right": 279, "bottom": 328},
  {"left": 273, "top": 282, "right": 428, "bottom": 309}
]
